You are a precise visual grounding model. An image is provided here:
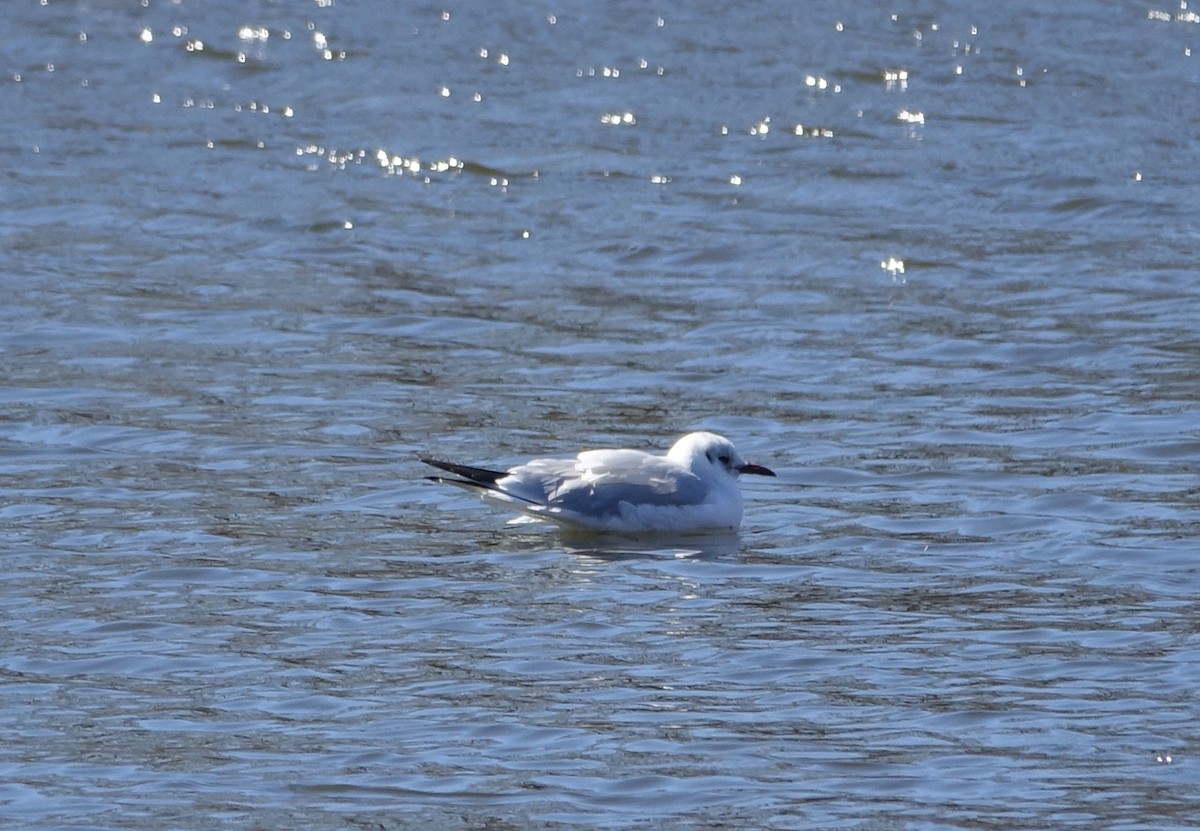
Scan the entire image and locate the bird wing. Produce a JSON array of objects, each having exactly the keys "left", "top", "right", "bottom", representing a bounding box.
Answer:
[{"left": 507, "top": 450, "right": 708, "bottom": 519}]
